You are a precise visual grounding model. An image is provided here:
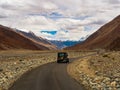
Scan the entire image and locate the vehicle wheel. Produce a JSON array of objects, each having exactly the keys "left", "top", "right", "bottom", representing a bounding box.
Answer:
[
  {"left": 67, "top": 59, "right": 69, "bottom": 63},
  {"left": 57, "top": 60, "right": 61, "bottom": 63},
  {"left": 67, "top": 61, "right": 69, "bottom": 63},
  {"left": 66, "top": 60, "right": 69, "bottom": 63}
]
